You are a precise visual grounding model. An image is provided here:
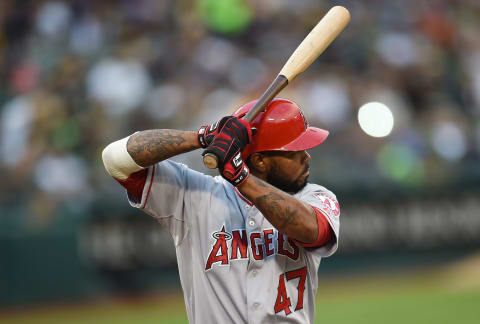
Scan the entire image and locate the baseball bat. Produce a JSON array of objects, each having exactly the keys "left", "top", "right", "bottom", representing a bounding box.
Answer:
[{"left": 203, "top": 6, "right": 350, "bottom": 169}]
